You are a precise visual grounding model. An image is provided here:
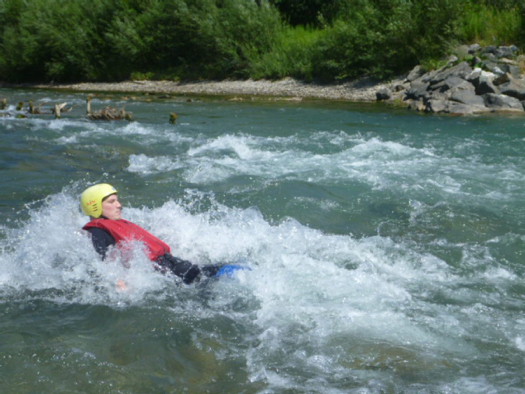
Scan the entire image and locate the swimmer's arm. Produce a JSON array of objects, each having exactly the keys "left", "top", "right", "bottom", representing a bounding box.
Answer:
[
  {"left": 85, "top": 228, "right": 128, "bottom": 290},
  {"left": 85, "top": 227, "right": 115, "bottom": 260}
]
